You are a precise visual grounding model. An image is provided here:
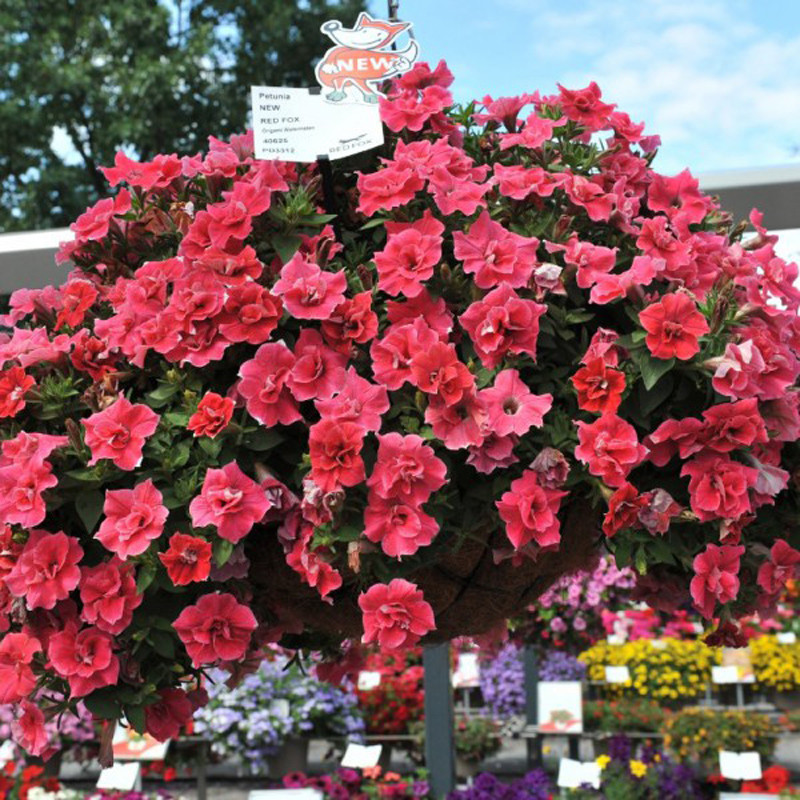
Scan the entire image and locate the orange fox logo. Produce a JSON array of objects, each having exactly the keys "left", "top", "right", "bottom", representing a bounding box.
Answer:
[{"left": 315, "top": 12, "right": 419, "bottom": 103}]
